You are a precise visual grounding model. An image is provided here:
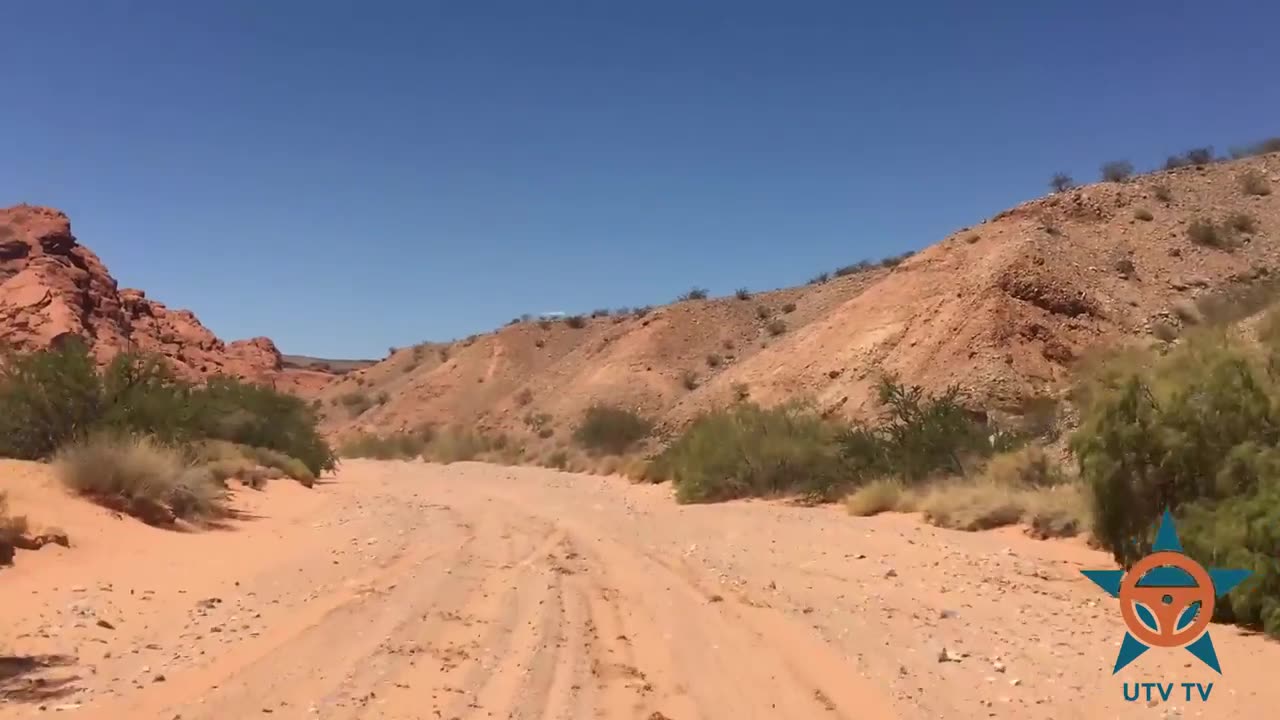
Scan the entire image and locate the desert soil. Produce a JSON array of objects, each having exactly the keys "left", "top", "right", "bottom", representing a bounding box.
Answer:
[{"left": 2, "top": 460, "right": 1276, "bottom": 719}]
